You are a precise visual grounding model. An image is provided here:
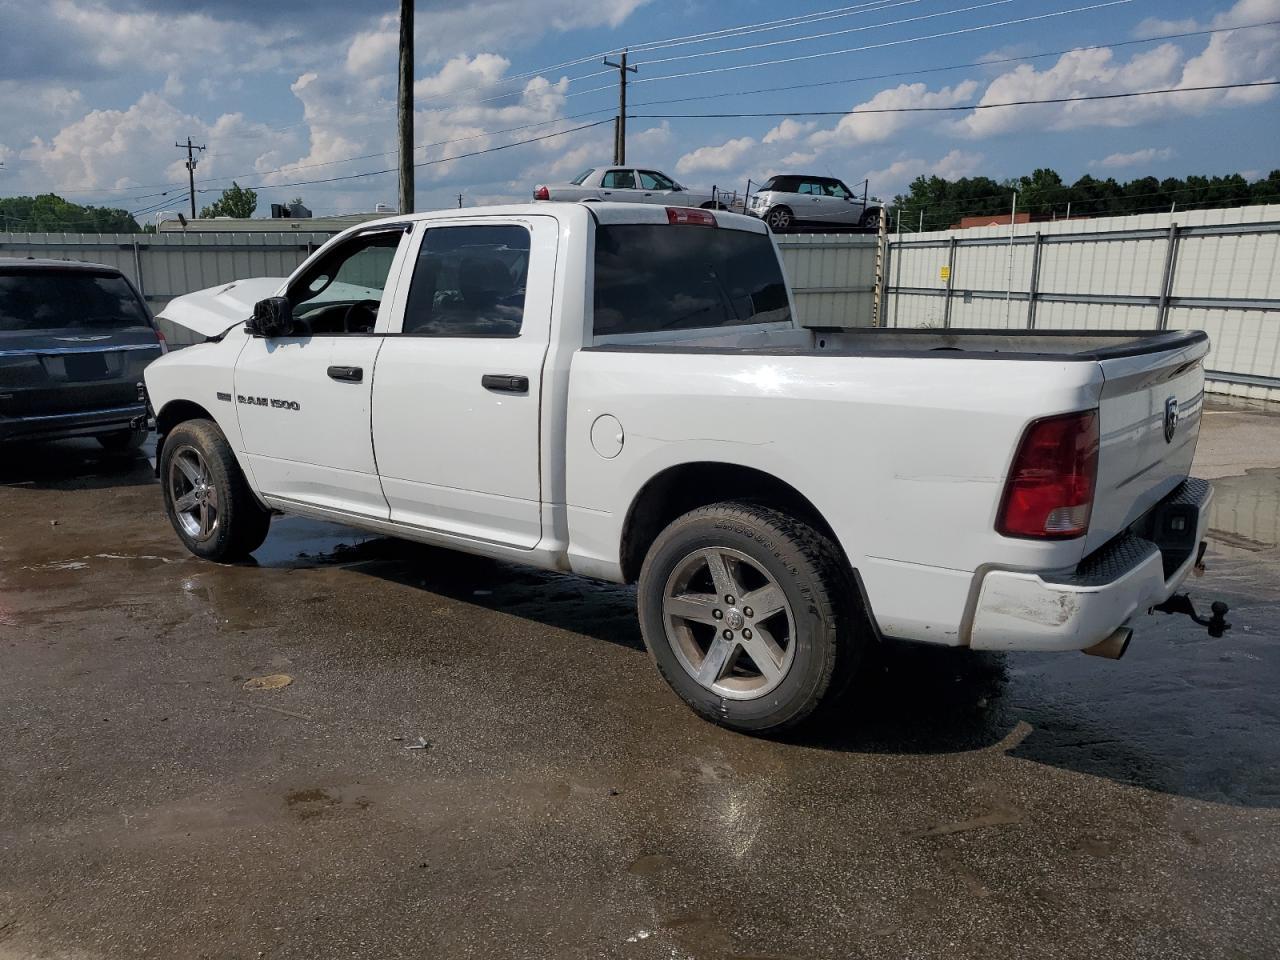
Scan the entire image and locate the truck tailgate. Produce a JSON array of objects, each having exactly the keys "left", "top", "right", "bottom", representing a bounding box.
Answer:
[{"left": 1086, "top": 336, "right": 1208, "bottom": 554}]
